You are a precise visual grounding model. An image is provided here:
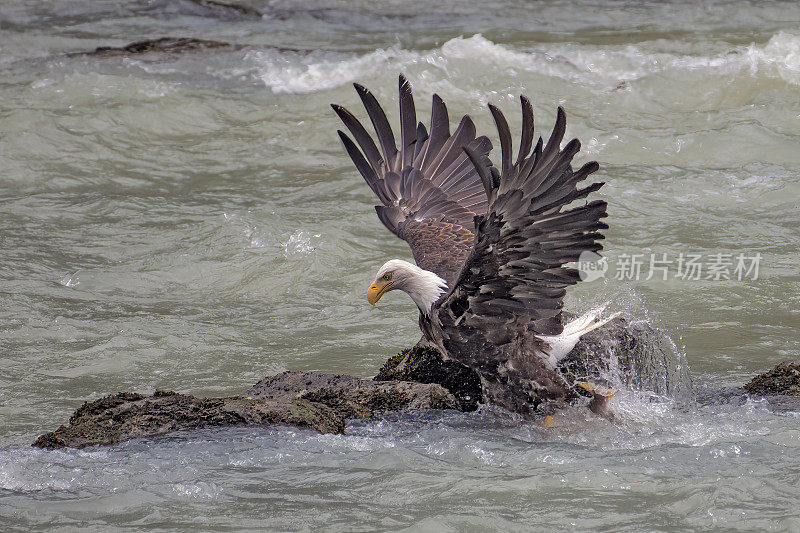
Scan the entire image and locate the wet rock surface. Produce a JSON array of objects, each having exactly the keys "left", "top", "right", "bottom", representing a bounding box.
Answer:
[
  {"left": 244, "top": 371, "right": 456, "bottom": 418},
  {"left": 744, "top": 361, "right": 800, "bottom": 396},
  {"left": 33, "top": 391, "right": 344, "bottom": 449},
  {"left": 35, "top": 373, "right": 456, "bottom": 449},
  {"left": 696, "top": 385, "right": 800, "bottom": 412}
]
